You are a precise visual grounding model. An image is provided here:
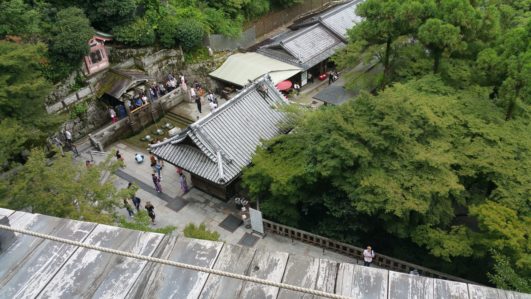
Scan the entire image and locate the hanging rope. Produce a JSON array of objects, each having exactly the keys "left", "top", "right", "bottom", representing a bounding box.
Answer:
[{"left": 0, "top": 224, "right": 351, "bottom": 299}]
